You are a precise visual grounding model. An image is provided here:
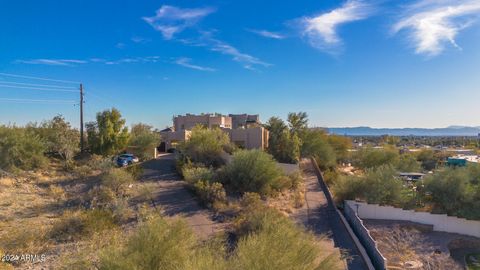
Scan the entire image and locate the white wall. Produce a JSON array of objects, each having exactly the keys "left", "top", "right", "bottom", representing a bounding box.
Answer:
[{"left": 345, "top": 200, "right": 480, "bottom": 238}]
